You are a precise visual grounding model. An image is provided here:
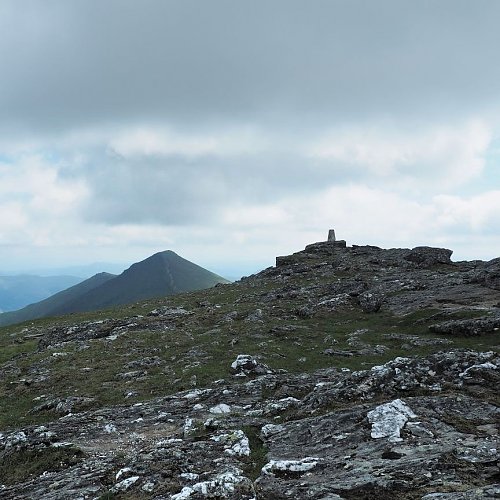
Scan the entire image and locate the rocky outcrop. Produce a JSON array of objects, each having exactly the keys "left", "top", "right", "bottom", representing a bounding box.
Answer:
[
  {"left": 429, "top": 316, "right": 500, "bottom": 336},
  {"left": 0, "top": 238, "right": 499, "bottom": 499},
  {"left": 405, "top": 246, "right": 453, "bottom": 267},
  {"left": 0, "top": 349, "right": 498, "bottom": 499}
]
